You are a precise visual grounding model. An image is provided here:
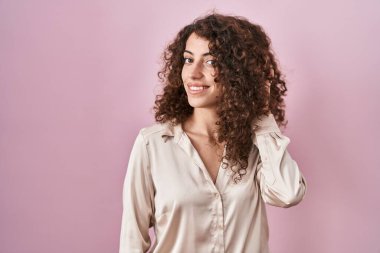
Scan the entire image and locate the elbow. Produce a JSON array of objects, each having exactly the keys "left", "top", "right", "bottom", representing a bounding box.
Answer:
[
  {"left": 278, "top": 193, "right": 304, "bottom": 208},
  {"left": 265, "top": 182, "right": 307, "bottom": 208},
  {"left": 280, "top": 174, "right": 308, "bottom": 208},
  {"left": 279, "top": 183, "right": 307, "bottom": 208}
]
